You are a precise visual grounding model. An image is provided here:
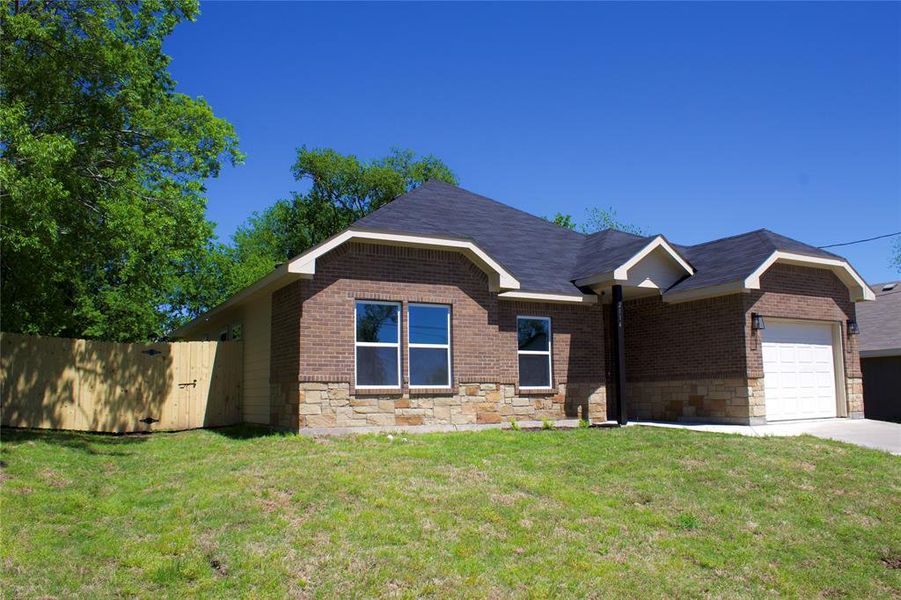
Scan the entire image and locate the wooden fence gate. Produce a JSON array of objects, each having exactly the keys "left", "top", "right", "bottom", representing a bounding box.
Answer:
[{"left": 0, "top": 333, "right": 243, "bottom": 433}]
